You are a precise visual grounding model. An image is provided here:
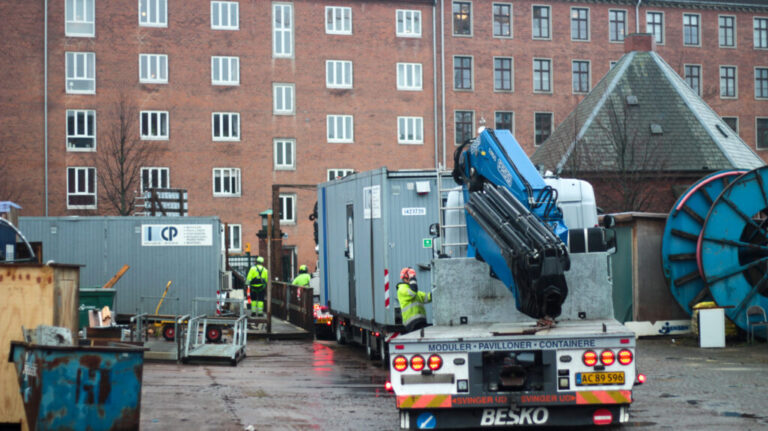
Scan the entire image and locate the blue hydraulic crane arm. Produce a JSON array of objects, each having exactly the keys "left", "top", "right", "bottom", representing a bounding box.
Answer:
[{"left": 452, "top": 128, "right": 570, "bottom": 319}]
